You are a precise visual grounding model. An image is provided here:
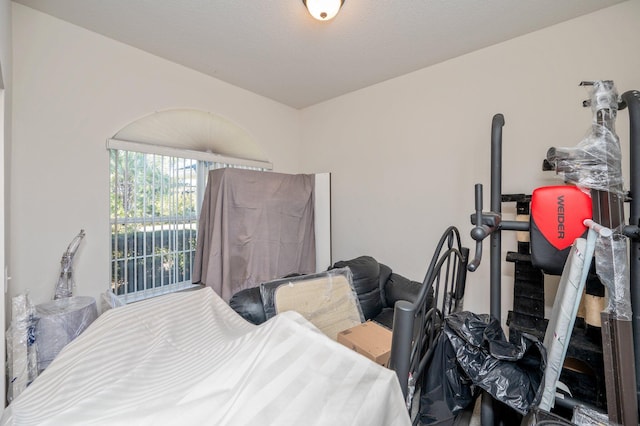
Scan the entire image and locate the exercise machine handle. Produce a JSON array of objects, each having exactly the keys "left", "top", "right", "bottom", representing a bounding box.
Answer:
[{"left": 468, "top": 184, "right": 495, "bottom": 272}]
